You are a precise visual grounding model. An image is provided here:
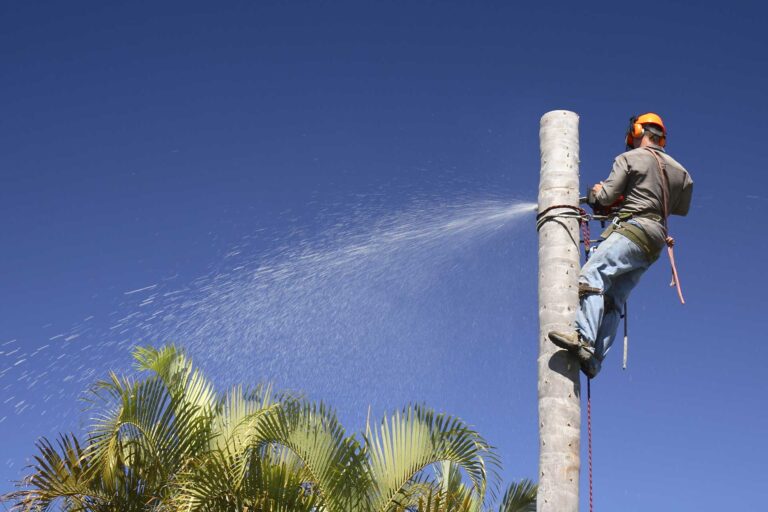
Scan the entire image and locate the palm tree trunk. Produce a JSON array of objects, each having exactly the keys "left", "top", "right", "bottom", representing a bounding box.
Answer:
[{"left": 537, "top": 110, "right": 581, "bottom": 511}]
